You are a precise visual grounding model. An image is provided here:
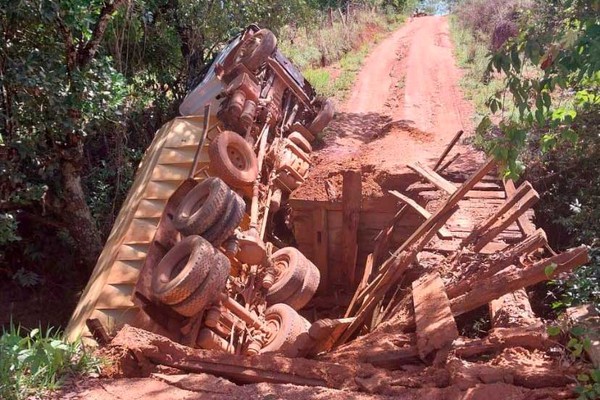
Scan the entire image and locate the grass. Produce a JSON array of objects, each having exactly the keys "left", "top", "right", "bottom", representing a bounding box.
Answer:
[
  {"left": 278, "top": 9, "right": 406, "bottom": 101},
  {"left": 448, "top": 15, "right": 503, "bottom": 120},
  {"left": 0, "top": 322, "right": 103, "bottom": 400}
]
